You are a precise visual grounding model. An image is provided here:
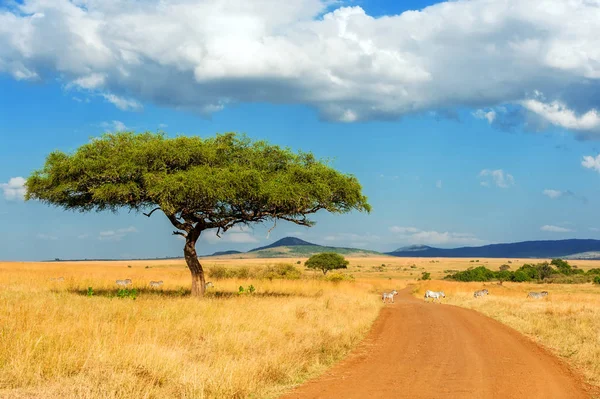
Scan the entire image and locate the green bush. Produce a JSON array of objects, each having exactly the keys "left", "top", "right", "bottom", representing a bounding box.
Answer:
[
  {"left": 593, "top": 276, "right": 600, "bottom": 285},
  {"left": 588, "top": 268, "right": 600, "bottom": 275},
  {"left": 258, "top": 263, "right": 302, "bottom": 280},
  {"left": 421, "top": 271, "right": 431, "bottom": 280},
  {"left": 513, "top": 270, "right": 529, "bottom": 282}
]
